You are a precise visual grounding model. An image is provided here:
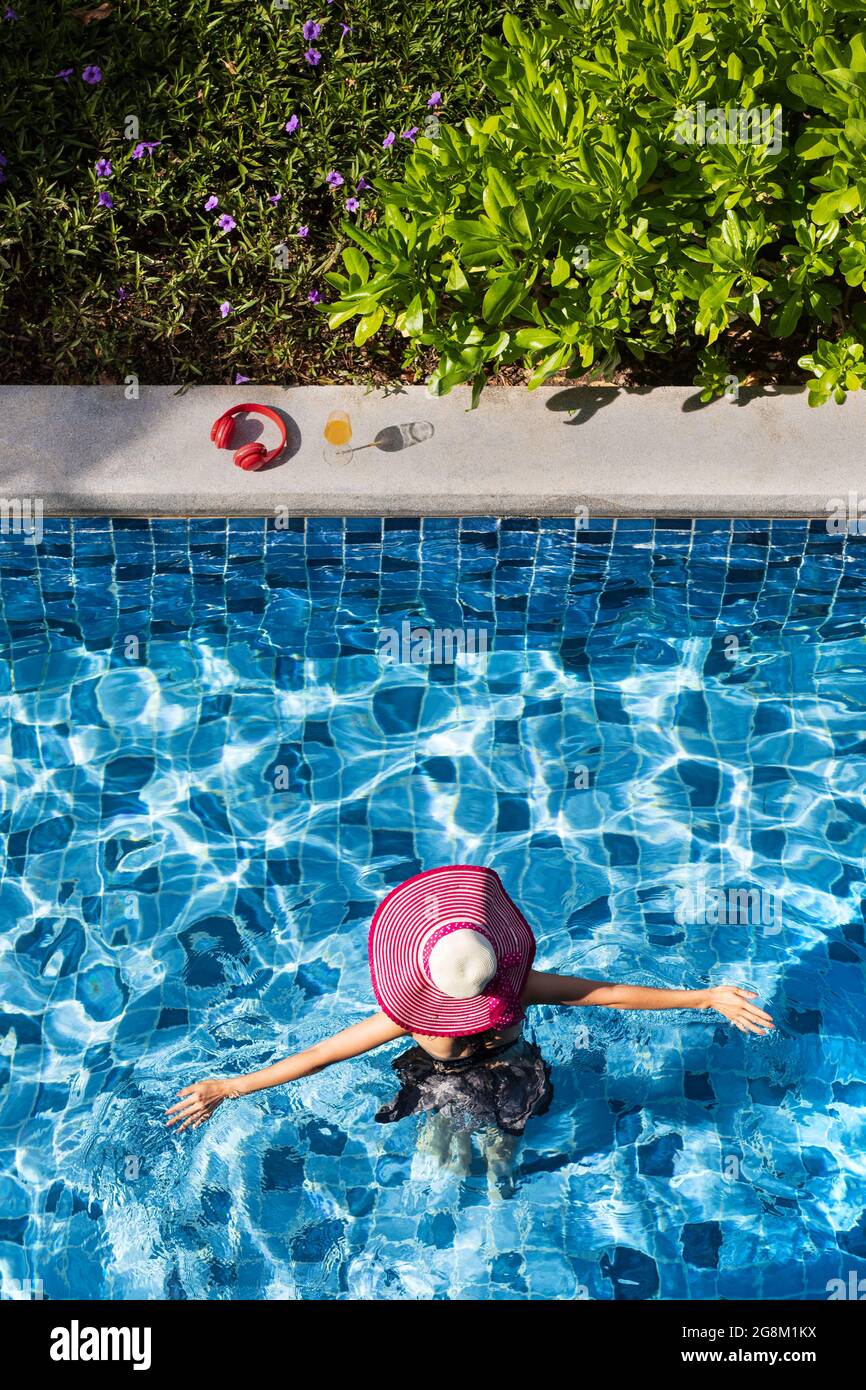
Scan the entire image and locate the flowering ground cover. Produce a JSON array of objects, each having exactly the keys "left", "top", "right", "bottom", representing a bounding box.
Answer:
[{"left": 0, "top": 0, "right": 533, "bottom": 384}]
